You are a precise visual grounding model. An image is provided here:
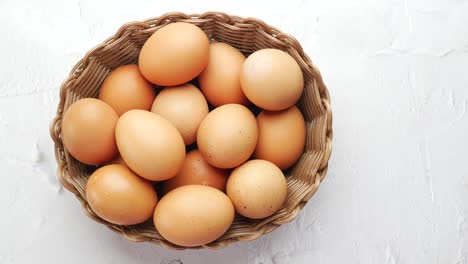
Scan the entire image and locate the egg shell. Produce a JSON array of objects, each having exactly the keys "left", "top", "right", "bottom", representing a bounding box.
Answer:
[
  {"left": 226, "top": 159, "right": 287, "bottom": 219},
  {"left": 198, "top": 42, "right": 248, "bottom": 106},
  {"left": 154, "top": 185, "right": 234, "bottom": 247},
  {"left": 151, "top": 83, "right": 209, "bottom": 145},
  {"left": 98, "top": 64, "right": 155, "bottom": 116},
  {"left": 254, "top": 106, "right": 306, "bottom": 170},
  {"left": 61, "top": 98, "right": 118, "bottom": 165},
  {"left": 138, "top": 22, "right": 209, "bottom": 86},
  {"left": 115, "top": 110, "right": 186, "bottom": 181},
  {"left": 86, "top": 164, "right": 158, "bottom": 225},
  {"left": 163, "top": 149, "right": 228, "bottom": 194},
  {"left": 240, "top": 49, "right": 304, "bottom": 111},
  {"left": 197, "top": 104, "right": 258, "bottom": 169}
]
